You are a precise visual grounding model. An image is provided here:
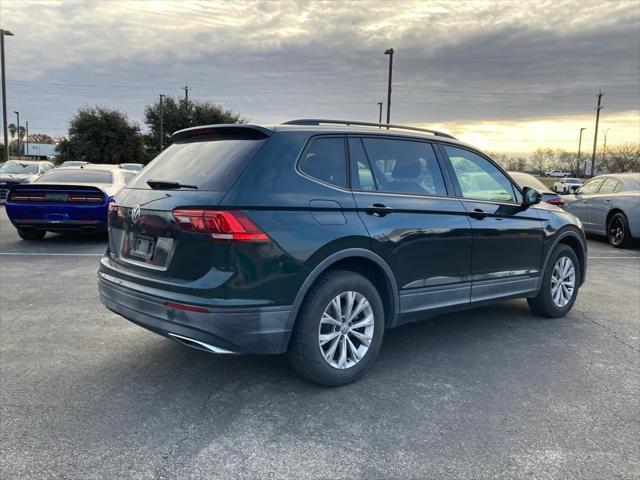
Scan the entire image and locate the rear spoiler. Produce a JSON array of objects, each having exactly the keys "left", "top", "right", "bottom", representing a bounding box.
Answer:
[
  {"left": 8, "top": 184, "right": 106, "bottom": 193},
  {"left": 172, "top": 124, "right": 273, "bottom": 142}
]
